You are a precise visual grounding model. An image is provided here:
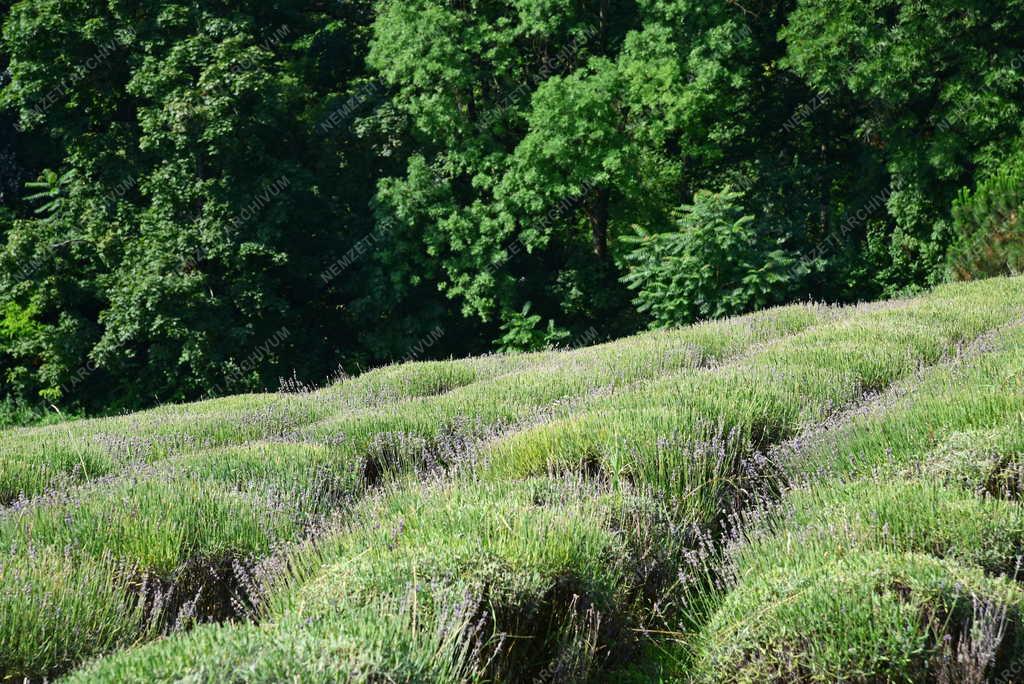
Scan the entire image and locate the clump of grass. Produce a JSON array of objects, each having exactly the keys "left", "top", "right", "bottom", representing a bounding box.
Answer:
[
  {"left": 0, "top": 475, "right": 301, "bottom": 679},
  {"left": 692, "top": 551, "right": 1024, "bottom": 683},
  {"left": 0, "top": 477, "right": 297, "bottom": 575},
  {"left": 922, "top": 419, "right": 1024, "bottom": 499},
  {"left": 0, "top": 548, "right": 154, "bottom": 682},
  {"left": 166, "top": 440, "right": 364, "bottom": 520},
  {"left": 66, "top": 476, "right": 689, "bottom": 683},
  {"left": 734, "top": 478, "right": 1024, "bottom": 583},
  {"left": 66, "top": 590, "right": 485, "bottom": 684},
  {"left": 0, "top": 393, "right": 338, "bottom": 503},
  {"left": 318, "top": 358, "right": 485, "bottom": 405},
  {"left": 263, "top": 476, "right": 685, "bottom": 679}
]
